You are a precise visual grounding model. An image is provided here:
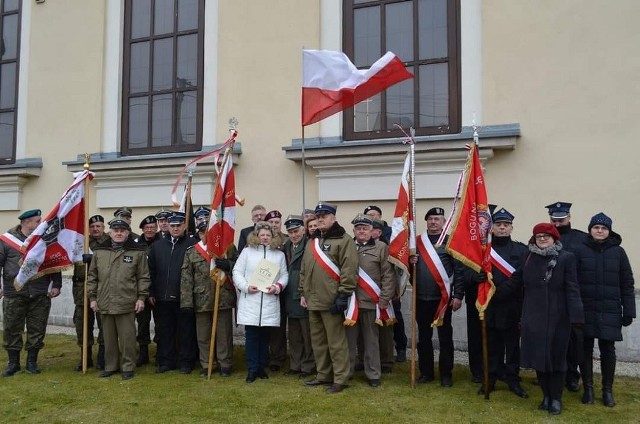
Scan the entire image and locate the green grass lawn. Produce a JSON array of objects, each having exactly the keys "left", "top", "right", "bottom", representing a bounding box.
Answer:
[{"left": 1, "top": 332, "right": 639, "bottom": 423}]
